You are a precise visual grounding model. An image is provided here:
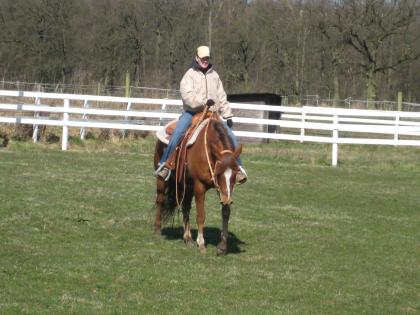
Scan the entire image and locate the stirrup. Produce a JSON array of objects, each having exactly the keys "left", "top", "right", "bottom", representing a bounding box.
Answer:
[{"left": 155, "top": 164, "right": 171, "bottom": 181}]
